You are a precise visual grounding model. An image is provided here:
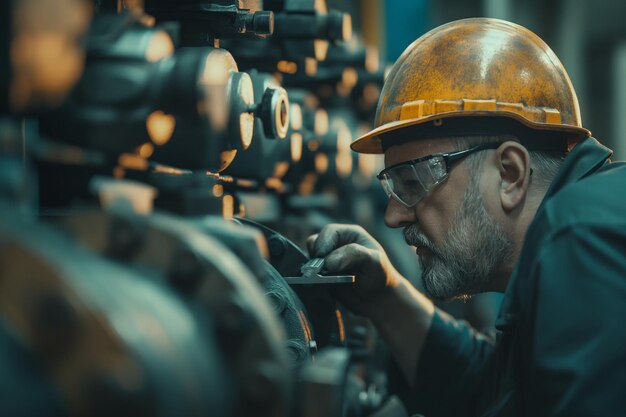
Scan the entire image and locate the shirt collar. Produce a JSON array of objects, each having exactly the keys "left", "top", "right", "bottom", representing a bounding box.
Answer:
[{"left": 540, "top": 137, "right": 613, "bottom": 206}]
